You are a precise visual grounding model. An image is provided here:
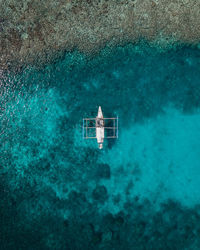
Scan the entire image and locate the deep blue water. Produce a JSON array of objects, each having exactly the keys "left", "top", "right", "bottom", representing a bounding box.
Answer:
[{"left": 1, "top": 43, "right": 200, "bottom": 249}]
